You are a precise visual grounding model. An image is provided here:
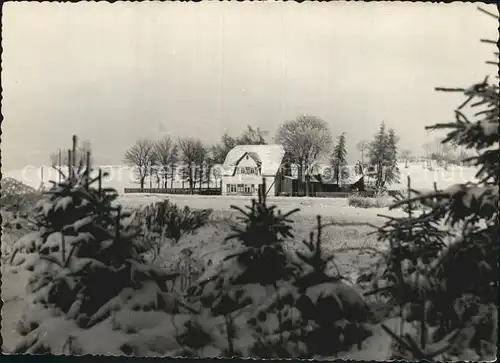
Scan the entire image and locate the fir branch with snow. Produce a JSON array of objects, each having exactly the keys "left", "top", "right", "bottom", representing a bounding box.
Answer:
[
  {"left": 10, "top": 135, "right": 187, "bottom": 355},
  {"left": 363, "top": 7, "right": 499, "bottom": 359}
]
